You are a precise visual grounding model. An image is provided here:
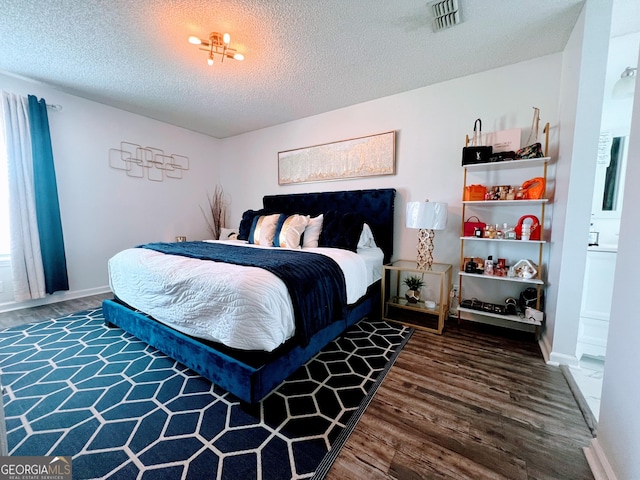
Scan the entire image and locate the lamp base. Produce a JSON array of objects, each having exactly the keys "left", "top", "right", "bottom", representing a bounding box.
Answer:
[{"left": 416, "top": 229, "right": 435, "bottom": 270}]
